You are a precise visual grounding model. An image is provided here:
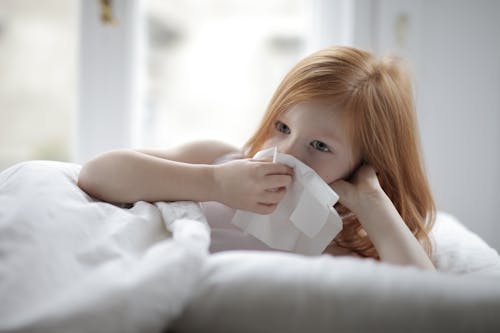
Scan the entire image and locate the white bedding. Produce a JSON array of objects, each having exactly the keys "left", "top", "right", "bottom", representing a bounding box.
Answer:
[
  {"left": 0, "top": 161, "right": 210, "bottom": 333},
  {"left": 0, "top": 161, "right": 499, "bottom": 333}
]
